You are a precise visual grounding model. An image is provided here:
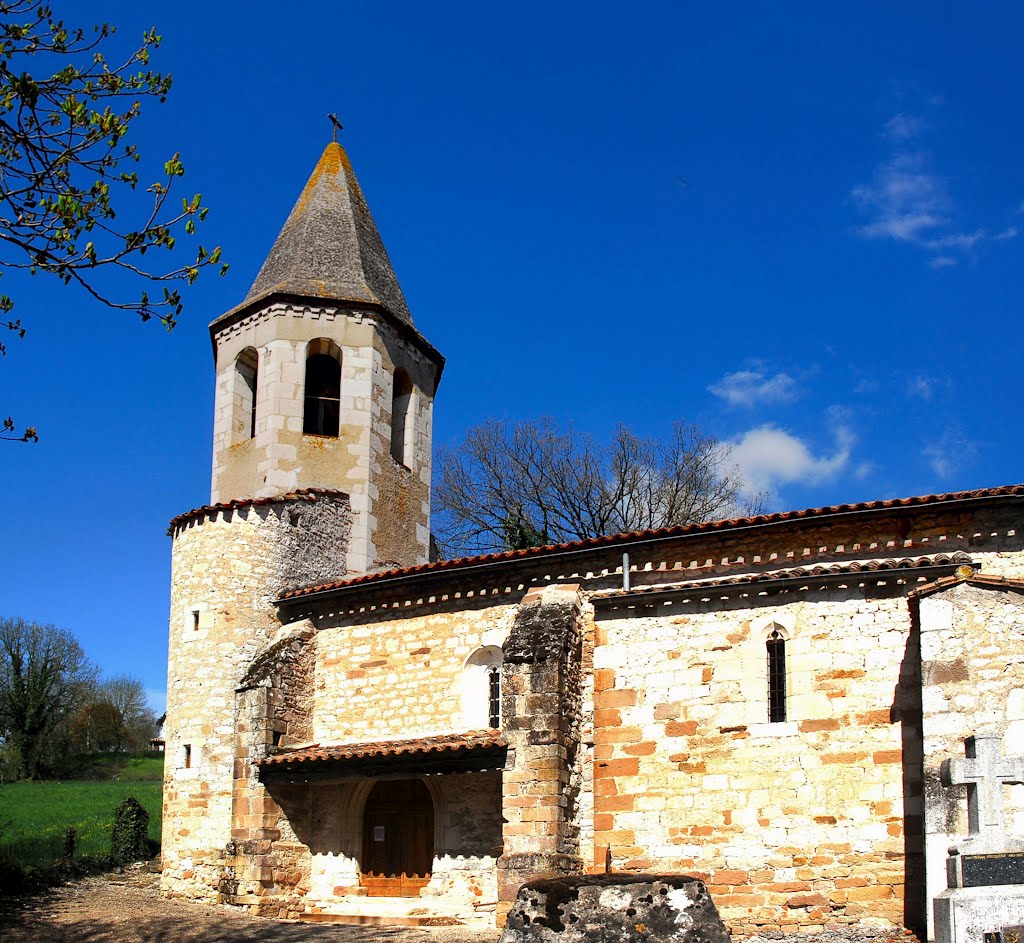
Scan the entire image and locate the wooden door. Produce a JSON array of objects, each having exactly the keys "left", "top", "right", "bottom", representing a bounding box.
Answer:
[{"left": 360, "top": 779, "right": 434, "bottom": 897}]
